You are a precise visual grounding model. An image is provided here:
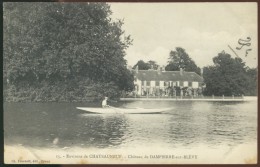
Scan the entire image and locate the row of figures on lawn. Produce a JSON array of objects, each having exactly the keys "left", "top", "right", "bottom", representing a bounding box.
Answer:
[{"left": 141, "top": 86, "right": 204, "bottom": 97}]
